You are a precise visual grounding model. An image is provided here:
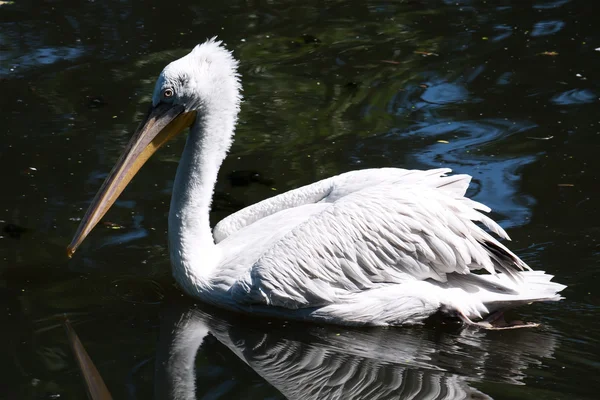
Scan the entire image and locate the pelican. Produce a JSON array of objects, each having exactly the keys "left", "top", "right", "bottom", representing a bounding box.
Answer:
[{"left": 68, "top": 39, "right": 565, "bottom": 328}]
